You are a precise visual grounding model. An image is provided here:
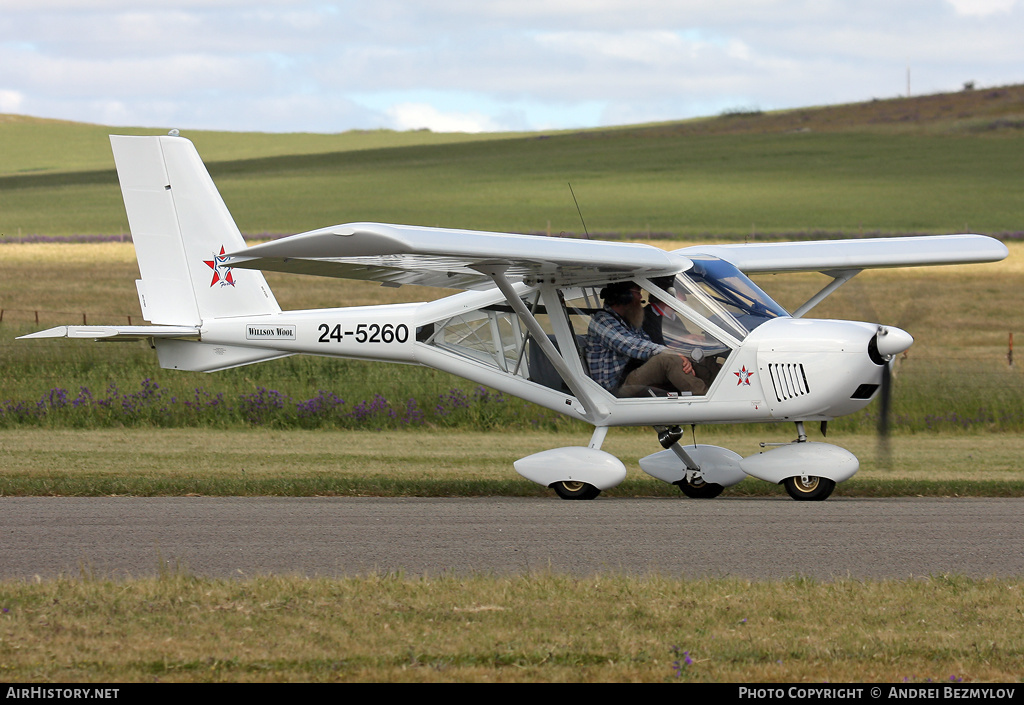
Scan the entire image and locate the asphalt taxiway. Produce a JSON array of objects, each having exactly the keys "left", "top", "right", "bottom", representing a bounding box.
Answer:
[{"left": 3, "top": 496, "right": 1022, "bottom": 580}]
